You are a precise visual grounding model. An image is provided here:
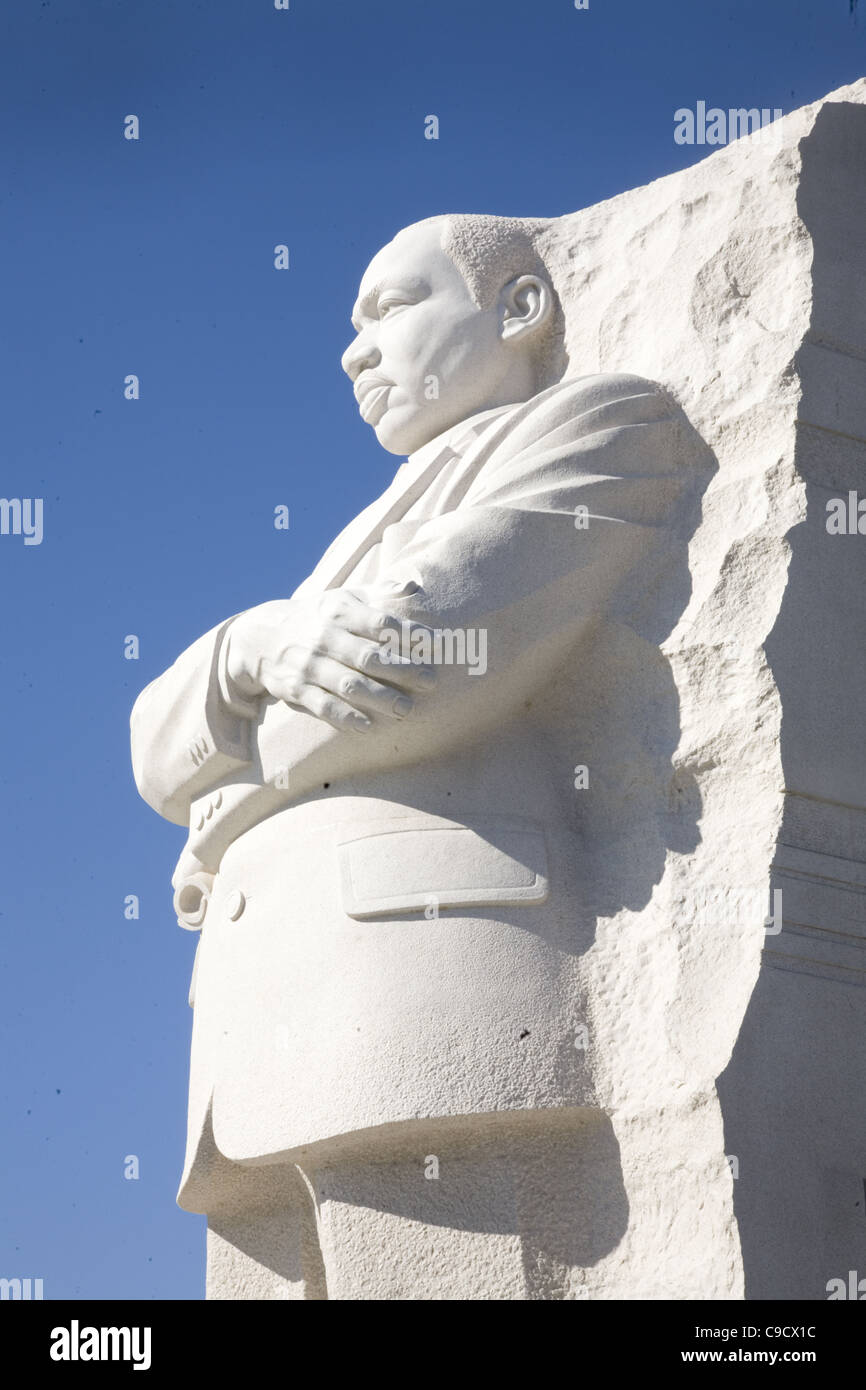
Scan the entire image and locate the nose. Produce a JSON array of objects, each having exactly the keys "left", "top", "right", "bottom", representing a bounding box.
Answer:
[{"left": 341, "top": 329, "right": 380, "bottom": 381}]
